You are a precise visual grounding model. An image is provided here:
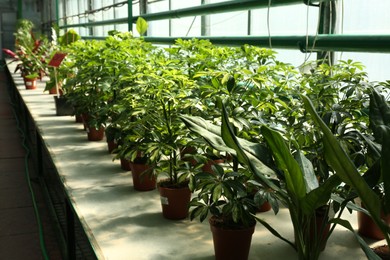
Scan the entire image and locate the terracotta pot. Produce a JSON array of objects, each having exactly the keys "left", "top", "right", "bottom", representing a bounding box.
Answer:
[
  {"left": 75, "top": 114, "right": 83, "bottom": 123},
  {"left": 158, "top": 183, "right": 191, "bottom": 220},
  {"left": 311, "top": 208, "right": 331, "bottom": 251},
  {"left": 107, "top": 140, "right": 118, "bottom": 154},
  {"left": 209, "top": 216, "right": 255, "bottom": 260},
  {"left": 24, "top": 77, "right": 37, "bottom": 89},
  {"left": 48, "top": 84, "right": 63, "bottom": 95},
  {"left": 358, "top": 204, "right": 390, "bottom": 240},
  {"left": 86, "top": 125, "right": 105, "bottom": 141},
  {"left": 54, "top": 96, "right": 74, "bottom": 116},
  {"left": 257, "top": 201, "right": 272, "bottom": 213},
  {"left": 202, "top": 158, "right": 224, "bottom": 174},
  {"left": 130, "top": 163, "right": 156, "bottom": 191},
  {"left": 120, "top": 158, "right": 132, "bottom": 171},
  {"left": 180, "top": 146, "right": 197, "bottom": 166}
]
